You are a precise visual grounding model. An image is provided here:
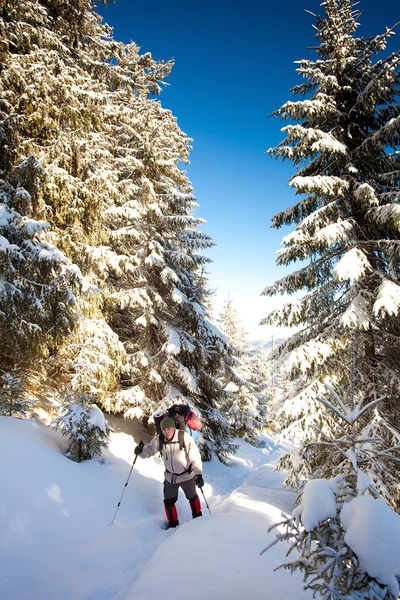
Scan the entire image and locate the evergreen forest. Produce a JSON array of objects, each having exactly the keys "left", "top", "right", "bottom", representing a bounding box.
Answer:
[{"left": 1, "top": 1, "right": 400, "bottom": 595}]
